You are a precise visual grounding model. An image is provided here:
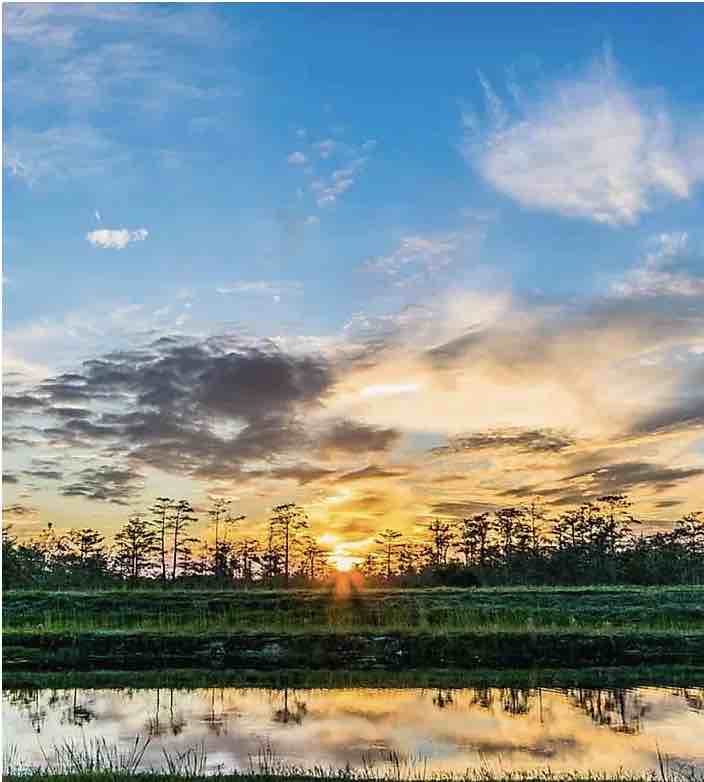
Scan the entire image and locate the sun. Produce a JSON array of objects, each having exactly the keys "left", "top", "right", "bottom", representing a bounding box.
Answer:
[{"left": 329, "top": 552, "right": 360, "bottom": 572}]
